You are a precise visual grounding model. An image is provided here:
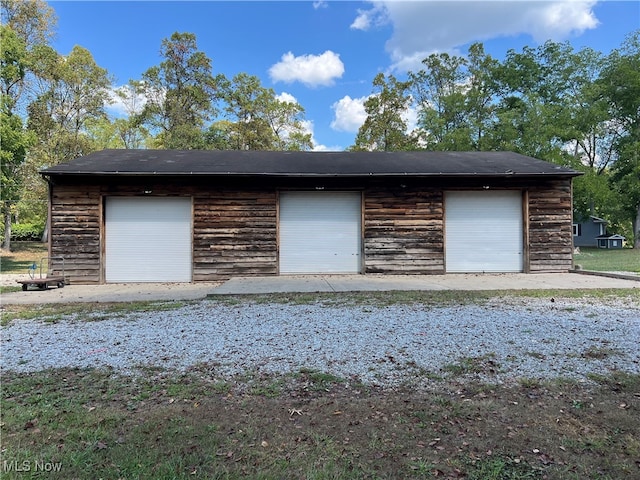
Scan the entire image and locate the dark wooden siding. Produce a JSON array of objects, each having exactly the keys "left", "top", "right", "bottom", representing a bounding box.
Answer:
[
  {"left": 50, "top": 184, "right": 102, "bottom": 284},
  {"left": 527, "top": 179, "right": 574, "bottom": 272},
  {"left": 193, "top": 190, "right": 277, "bottom": 281},
  {"left": 48, "top": 175, "right": 575, "bottom": 283},
  {"left": 364, "top": 187, "right": 444, "bottom": 274}
]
